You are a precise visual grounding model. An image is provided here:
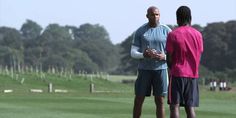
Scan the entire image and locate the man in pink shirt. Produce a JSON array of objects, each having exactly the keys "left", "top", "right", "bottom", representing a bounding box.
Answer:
[{"left": 166, "top": 6, "right": 203, "bottom": 118}]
